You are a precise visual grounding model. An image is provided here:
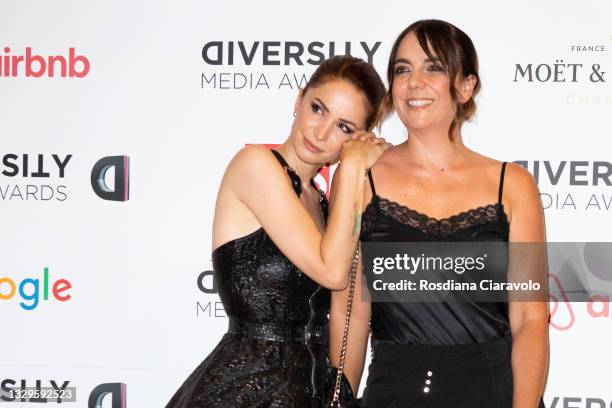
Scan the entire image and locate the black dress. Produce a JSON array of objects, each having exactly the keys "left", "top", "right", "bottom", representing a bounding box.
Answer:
[
  {"left": 359, "top": 163, "right": 546, "bottom": 408},
  {"left": 166, "top": 150, "right": 331, "bottom": 408}
]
